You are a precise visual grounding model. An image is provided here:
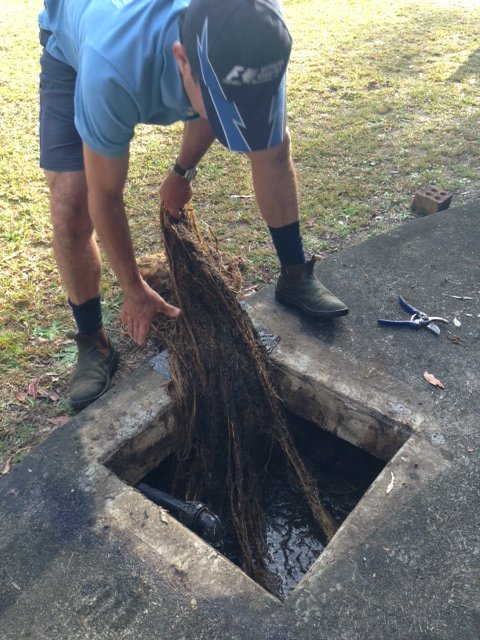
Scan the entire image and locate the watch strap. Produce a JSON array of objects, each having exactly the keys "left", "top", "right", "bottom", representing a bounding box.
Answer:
[{"left": 172, "top": 162, "right": 197, "bottom": 181}]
